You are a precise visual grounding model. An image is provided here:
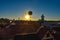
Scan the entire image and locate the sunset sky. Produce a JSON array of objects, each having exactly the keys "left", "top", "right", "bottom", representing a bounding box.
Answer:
[{"left": 0, "top": 0, "right": 60, "bottom": 20}]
